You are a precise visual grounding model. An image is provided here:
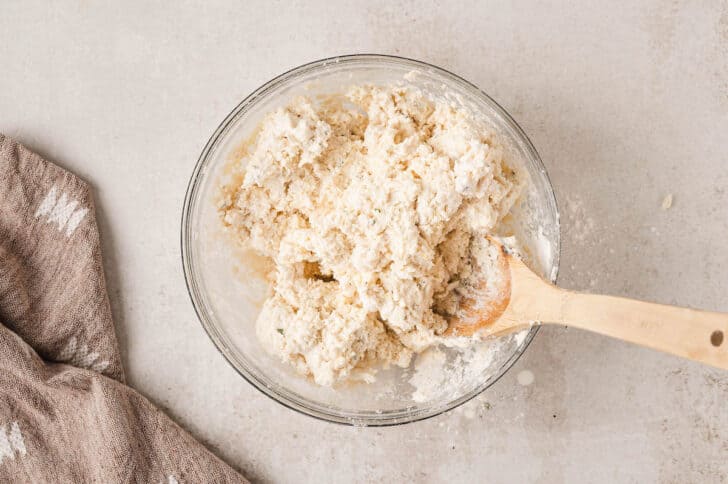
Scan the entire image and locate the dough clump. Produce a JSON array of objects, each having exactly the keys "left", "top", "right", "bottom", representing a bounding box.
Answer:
[{"left": 219, "top": 84, "right": 523, "bottom": 385}]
